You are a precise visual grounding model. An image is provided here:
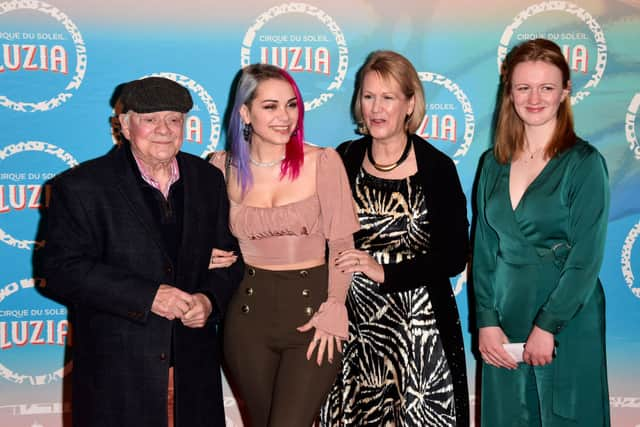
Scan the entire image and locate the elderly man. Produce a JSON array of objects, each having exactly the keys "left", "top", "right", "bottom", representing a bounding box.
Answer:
[{"left": 41, "top": 77, "right": 243, "bottom": 426}]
